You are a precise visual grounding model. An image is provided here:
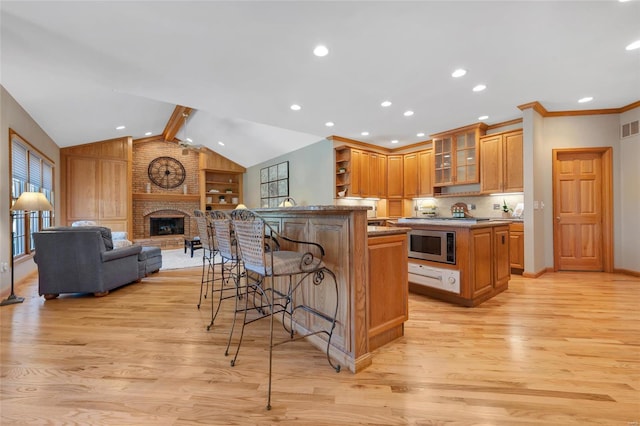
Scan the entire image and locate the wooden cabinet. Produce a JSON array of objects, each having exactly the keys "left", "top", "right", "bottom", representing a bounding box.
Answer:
[
  {"left": 367, "top": 232, "right": 408, "bottom": 351},
  {"left": 509, "top": 222, "right": 524, "bottom": 272},
  {"left": 61, "top": 137, "right": 132, "bottom": 233},
  {"left": 433, "top": 123, "right": 487, "bottom": 186},
  {"left": 369, "top": 153, "right": 387, "bottom": 198},
  {"left": 202, "top": 170, "right": 243, "bottom": 210},
  {"left": 335, "top": 147, "right": 386, "bottom": 198},
  {"left": 480, "top": 130, "right": 523, "bottom": 193},
  {"left": 404, "top": 149, "right": 433, "bottom": 198},
  {"left": 403, "top": 153, "right": 418, "bottom": 198},
  {"left": 405, "top": 223, "right": 510, "bottom": 307},
  {"left": 386, "top": 155, "right": 404, "bottom": 199}
]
